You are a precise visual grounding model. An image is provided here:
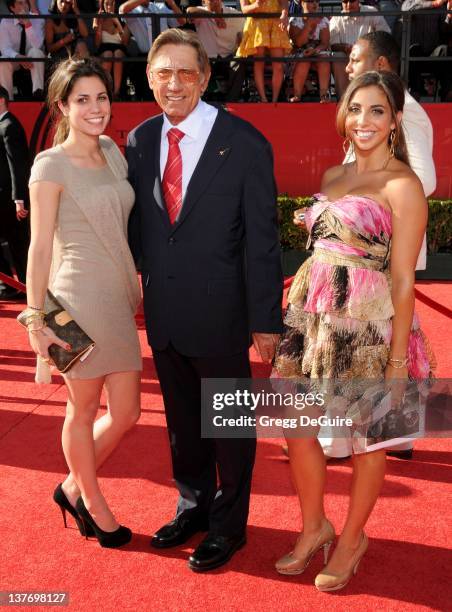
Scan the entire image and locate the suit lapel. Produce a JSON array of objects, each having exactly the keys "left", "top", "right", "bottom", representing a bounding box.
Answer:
[
  {"left": 172, "top": 110, "right": 234, "bottom": 233},
  {"left": 148, "top": 116, "right": 171, "bottom": 231}
]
